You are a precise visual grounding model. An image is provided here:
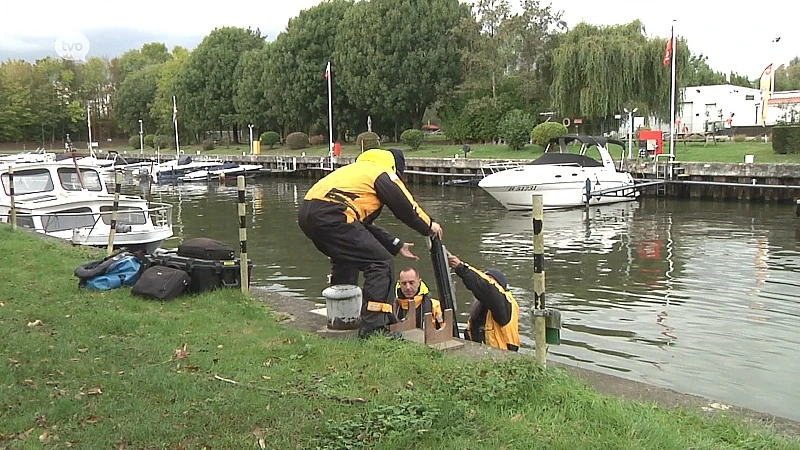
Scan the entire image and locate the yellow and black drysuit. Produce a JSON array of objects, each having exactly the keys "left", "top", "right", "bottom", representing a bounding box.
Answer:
[
  {"left": 395, "top": 280, "right": 445, "bottom": 330},
  {"left": 453, "top": 263, "right": 520, "bottom": 351},
  {"left": 298, "top": 149, "right": 434, "bottom": 336}
]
